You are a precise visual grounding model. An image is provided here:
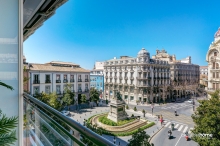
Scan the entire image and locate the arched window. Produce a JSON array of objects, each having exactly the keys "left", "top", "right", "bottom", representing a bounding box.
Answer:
[
  {"left": 216, "top": 63, "right": 219, "bottom": 69},
  {"left": 213, "top": 62, "right": 216, "bottom": 69},
  {"left": 214, "top": 52, "right": 217, "bottom": 56}
]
